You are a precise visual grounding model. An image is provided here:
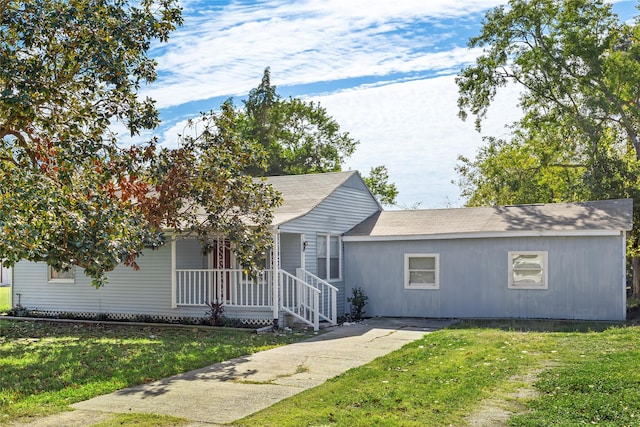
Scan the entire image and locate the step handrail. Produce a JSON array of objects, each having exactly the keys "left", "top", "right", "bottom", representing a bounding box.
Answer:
[
  {"left": 279, "top": 269, "right": 320, "bottom": 331},
  {"left": 296, "top": 269, "right": 338, "bottom": 325}
]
